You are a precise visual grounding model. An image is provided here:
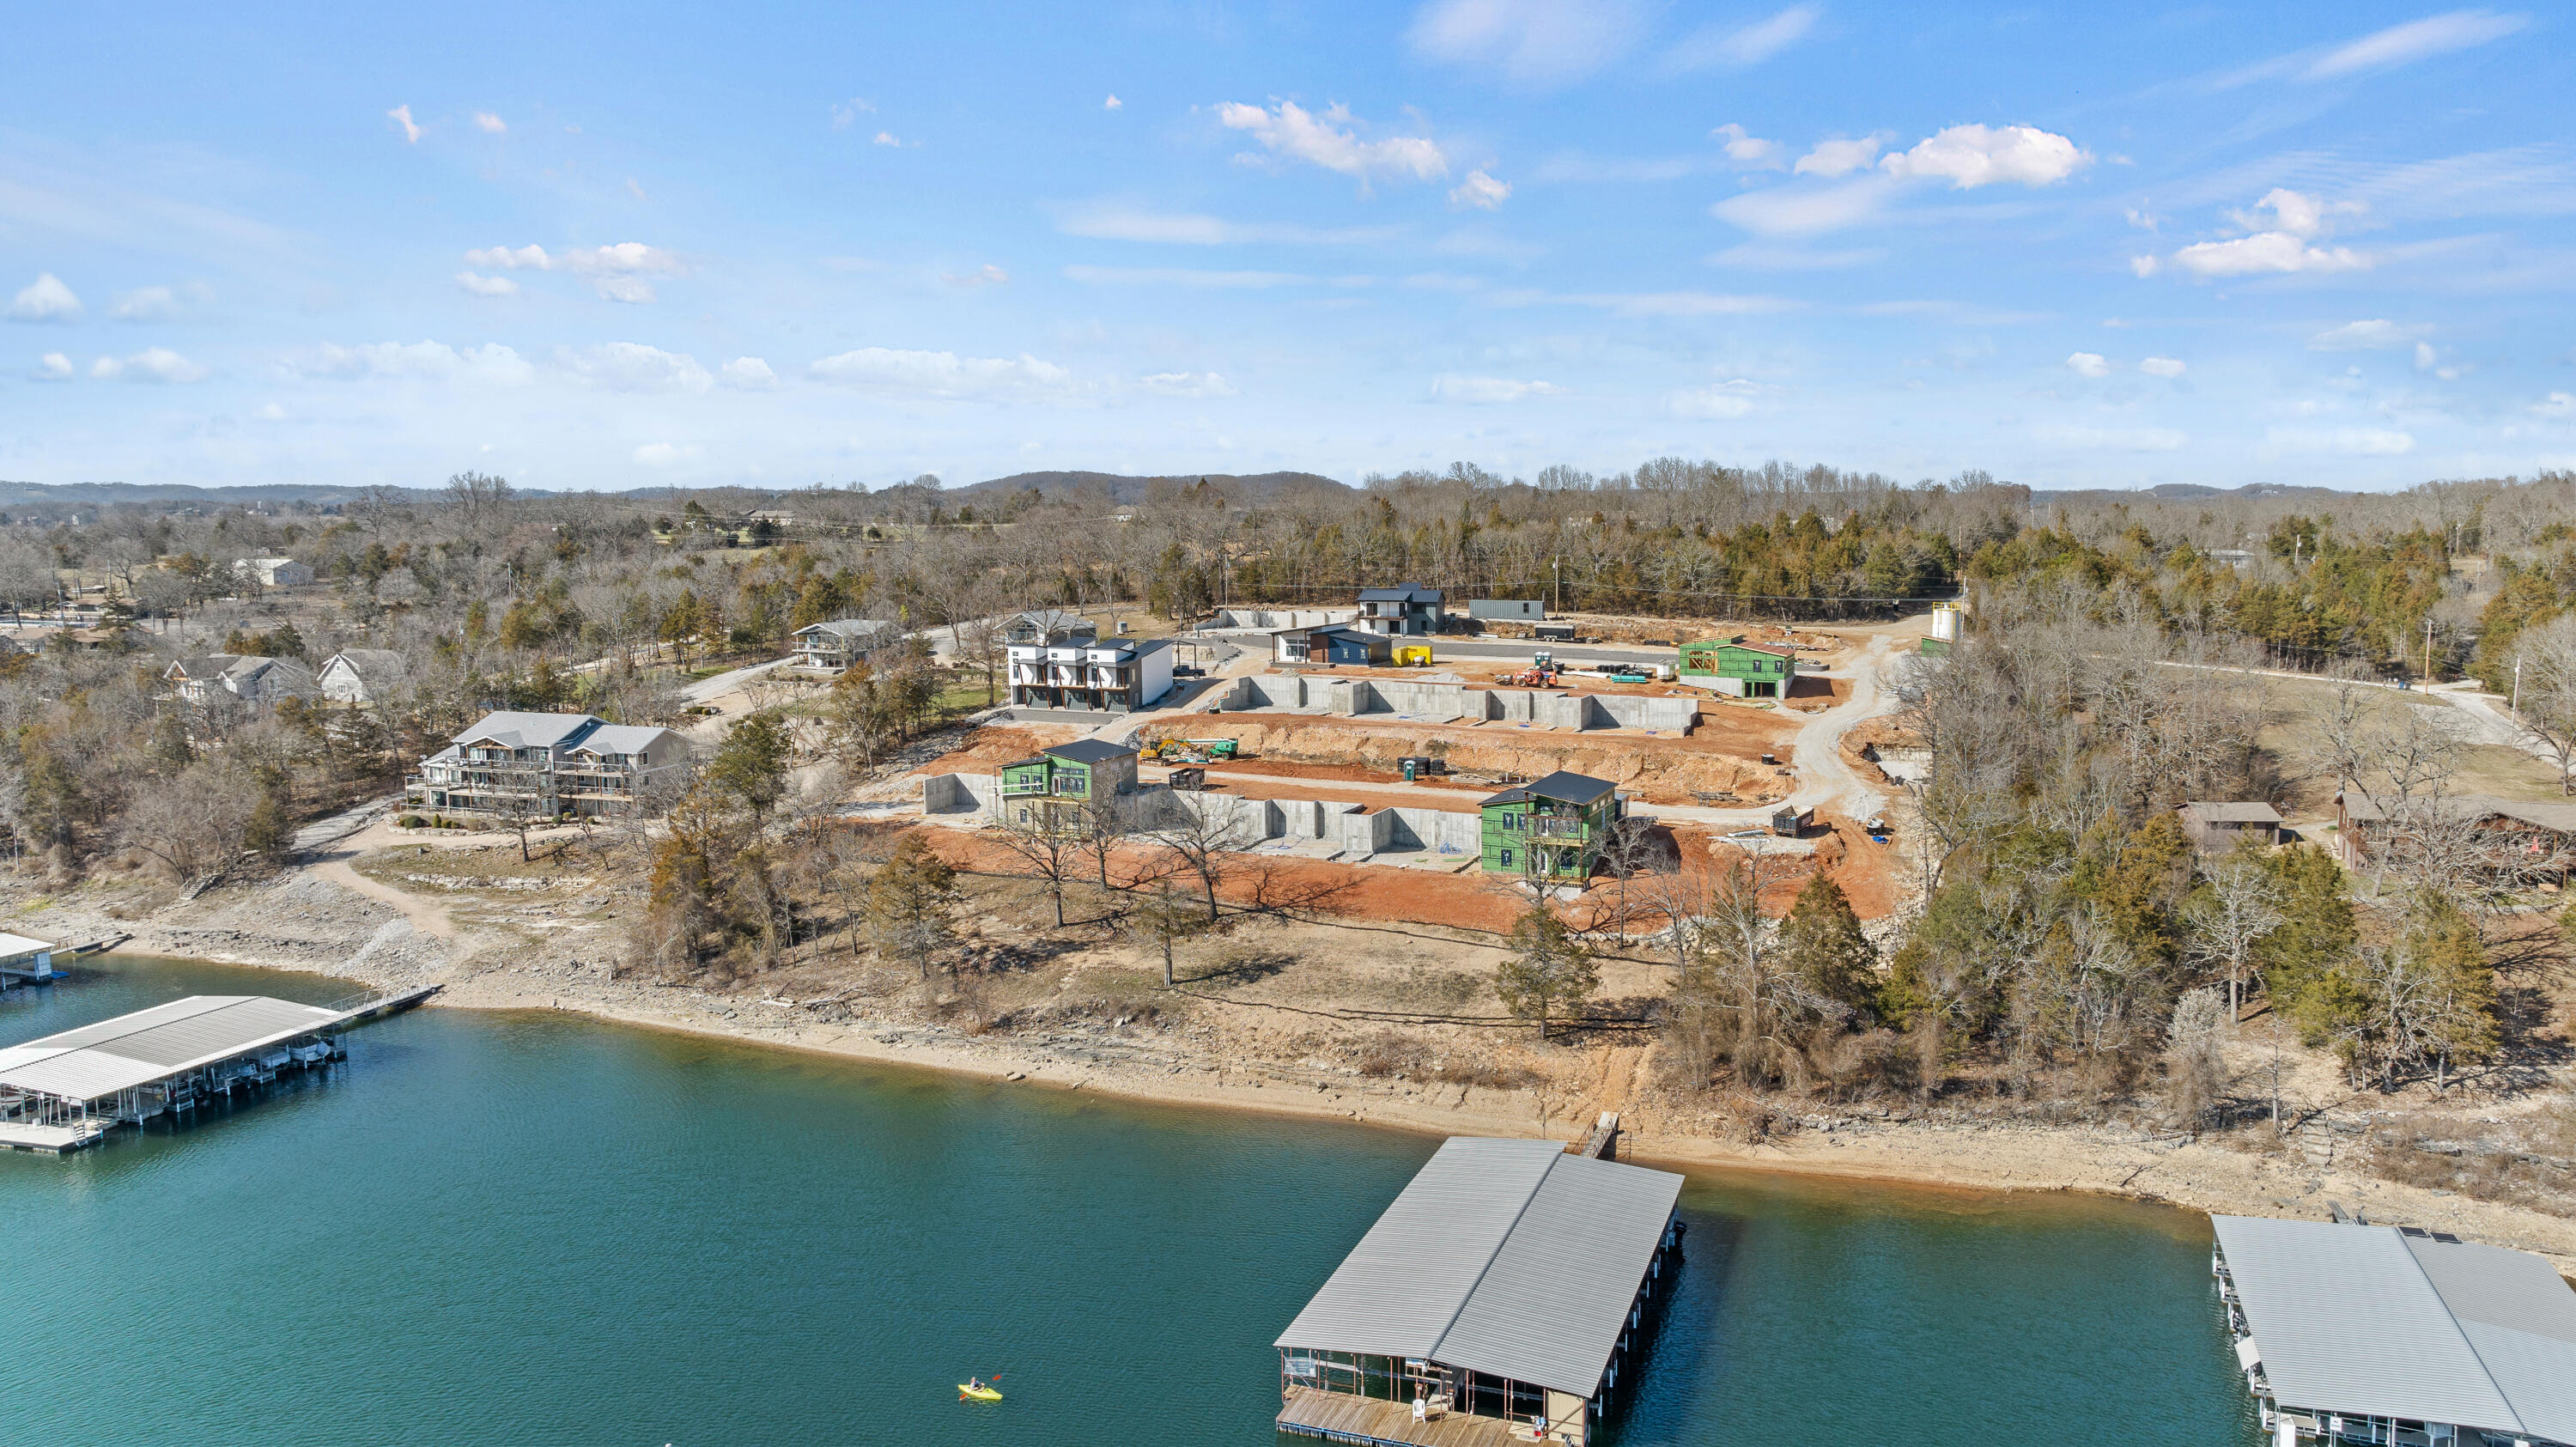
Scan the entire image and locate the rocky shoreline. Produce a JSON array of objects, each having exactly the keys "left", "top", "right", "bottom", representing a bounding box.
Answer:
[{"left": 11, "top": 868, "right": 2574, "bottom": 1276}]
